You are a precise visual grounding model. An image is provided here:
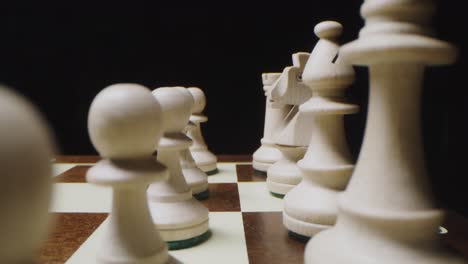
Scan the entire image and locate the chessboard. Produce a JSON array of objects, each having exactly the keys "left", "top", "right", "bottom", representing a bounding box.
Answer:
[{"left": 39, "top": 155, "right": 468, "bottom": 264}]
